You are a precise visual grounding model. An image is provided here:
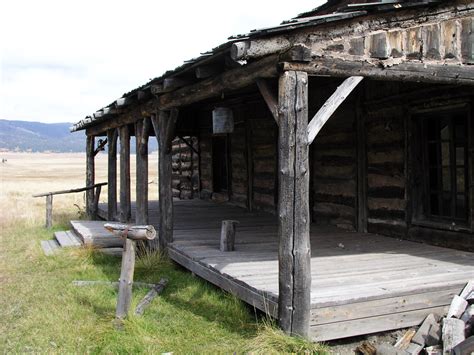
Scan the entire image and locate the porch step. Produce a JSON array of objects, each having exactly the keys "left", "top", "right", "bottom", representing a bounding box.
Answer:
[
  {"left": 41, "top": 239, "right": 60, "bottom": 256},
  {"left": 70, "top": 220, "right": 122, "bottom": 248},
  {"left": 54, "top": 230, "right": 82, "bottom": 248}
]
